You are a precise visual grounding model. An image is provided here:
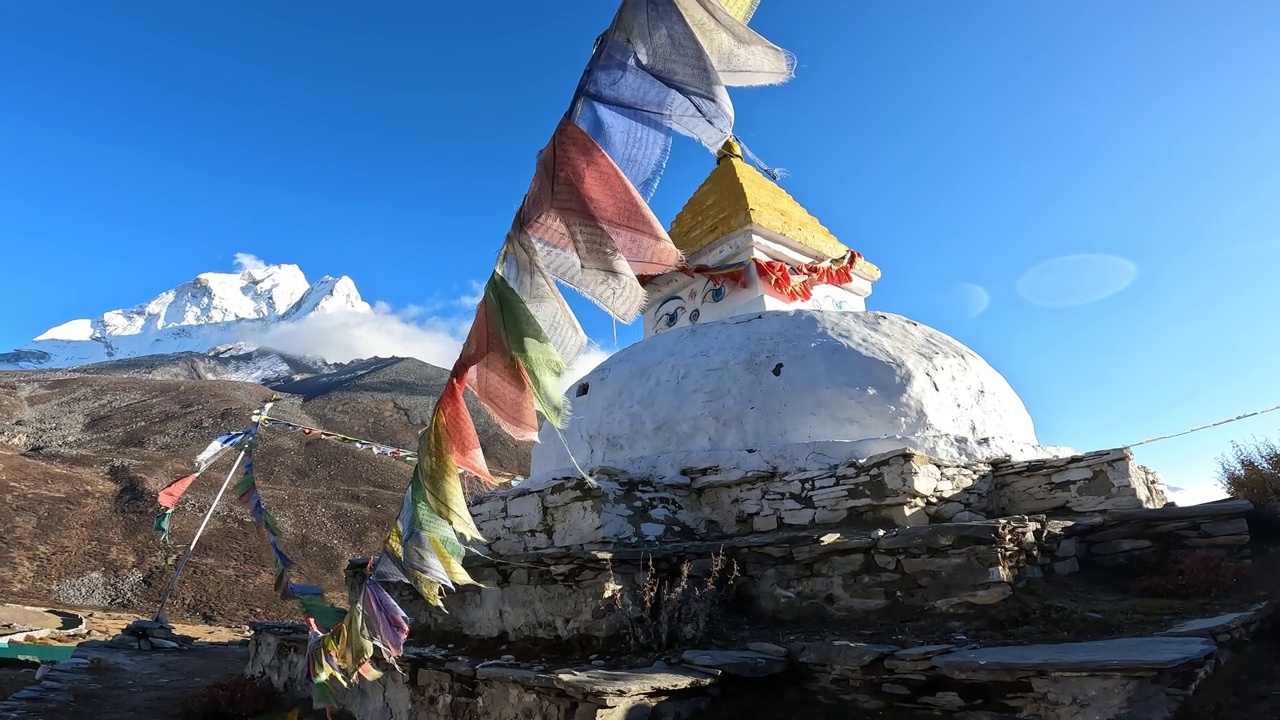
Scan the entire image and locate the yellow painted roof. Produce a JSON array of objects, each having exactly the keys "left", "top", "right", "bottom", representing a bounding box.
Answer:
[{"left": 668, "top": 141, "right": 879, "bottom": 283}]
